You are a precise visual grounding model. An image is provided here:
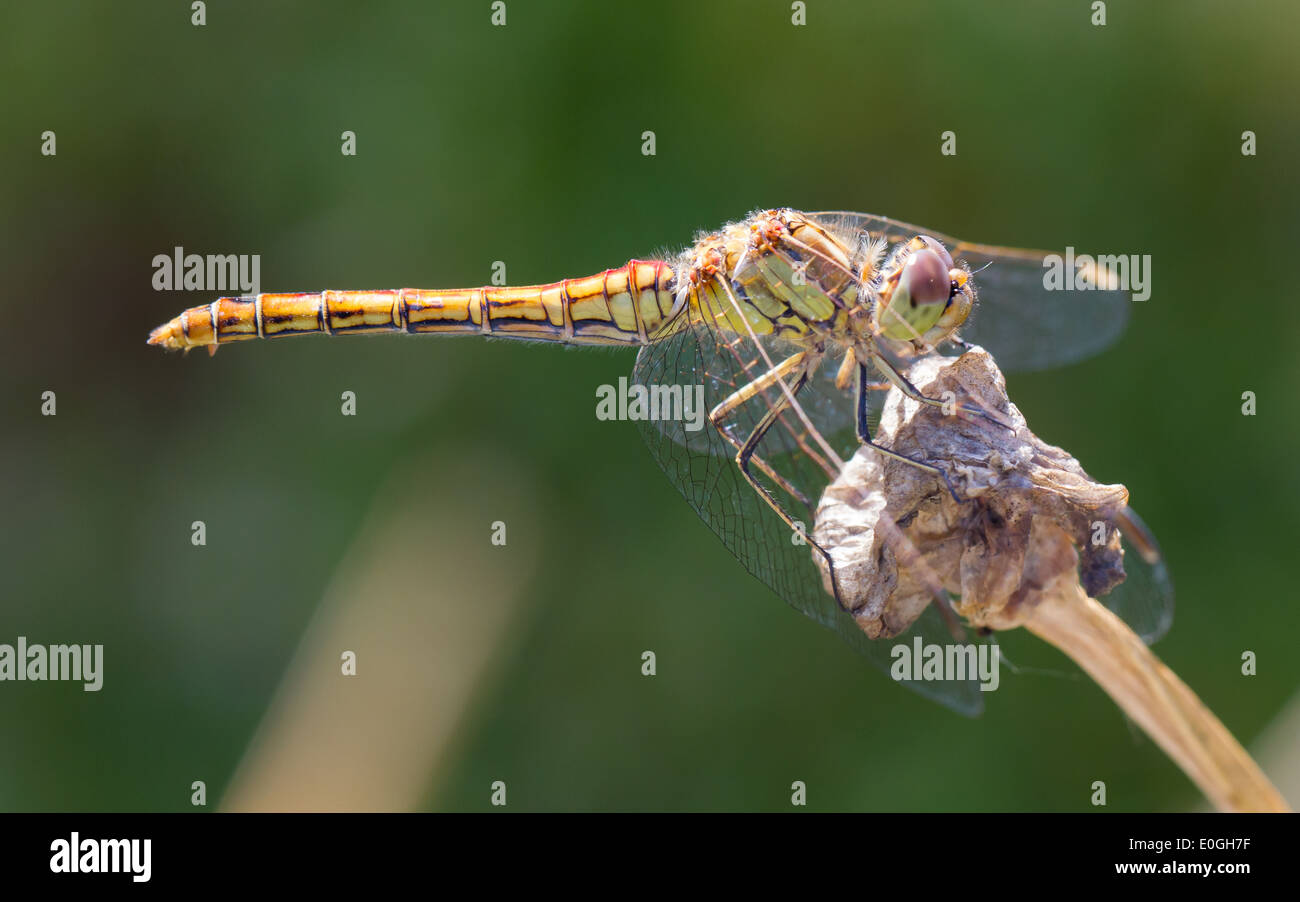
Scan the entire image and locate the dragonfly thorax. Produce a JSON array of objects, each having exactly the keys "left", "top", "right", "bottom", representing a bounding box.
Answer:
[{"left": 674, "top": 210, "right": 974, "bottom": 357}]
